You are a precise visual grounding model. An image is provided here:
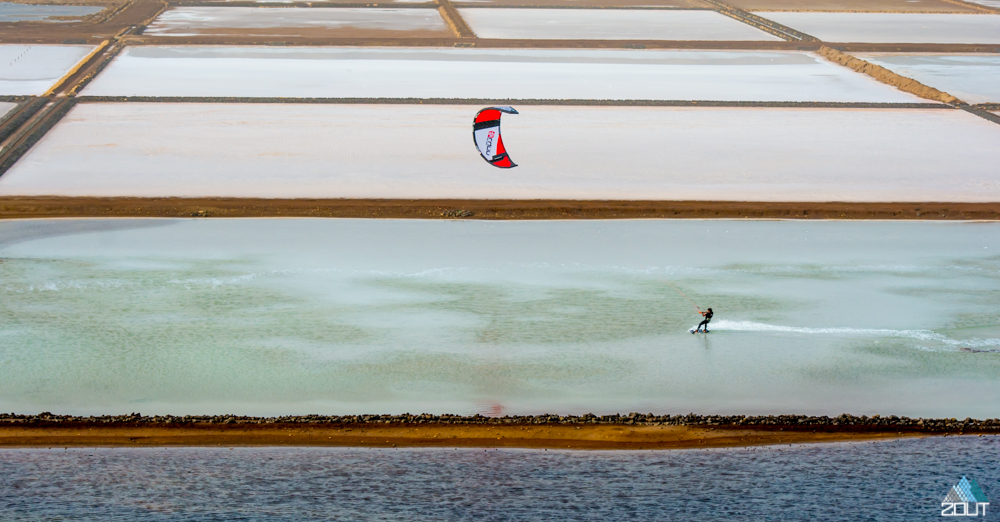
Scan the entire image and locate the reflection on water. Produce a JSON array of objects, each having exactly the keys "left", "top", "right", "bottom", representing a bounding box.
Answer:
[
  {"left": 2, "top": 436, "right": 998, "bottom": 521},
  {"left": 0, "top": 219, "right": 998, "bottom": 417}
]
